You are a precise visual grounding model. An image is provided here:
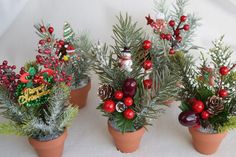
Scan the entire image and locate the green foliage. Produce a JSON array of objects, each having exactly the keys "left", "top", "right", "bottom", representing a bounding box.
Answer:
[
  {"left": 173, "top": 36, "right": 236, "bottom": 133},
  {"left": 0, "top": 83, "right": 78, "bottom": 140},
  {"left": 218, "top": 116, "right": 236, "bottom": 133}
]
